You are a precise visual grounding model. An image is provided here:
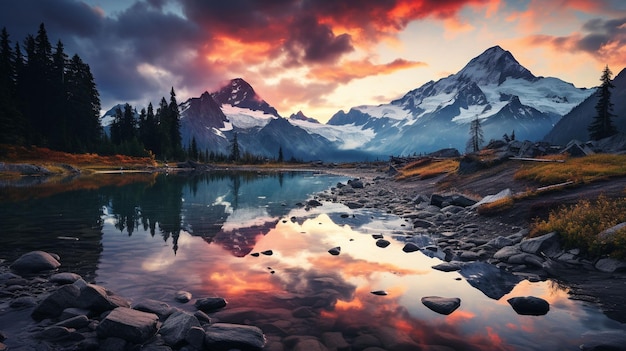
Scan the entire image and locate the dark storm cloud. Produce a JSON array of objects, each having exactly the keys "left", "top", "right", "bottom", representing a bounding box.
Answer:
[{"left": 577, "top": 17, "right": 626, "bottom": 52}]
